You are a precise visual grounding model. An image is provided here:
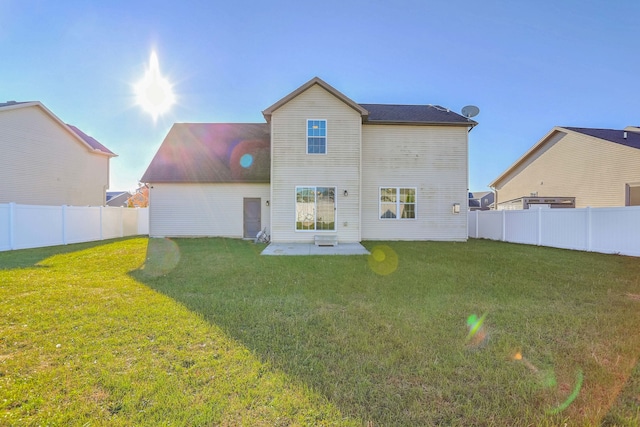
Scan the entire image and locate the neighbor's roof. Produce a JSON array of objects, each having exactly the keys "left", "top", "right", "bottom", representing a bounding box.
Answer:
[
  {"left": 141, "top": 123, "right": 270, "bottom": 183},
  {"left": 66, "top": 124, "right": 115, "bottom": 155},
  {"left": 489, "top": 126, "right": 640, "bottom": 188},
  {"left": 360, "top": 103, "right": 476, "bottom": 126},
  {"left": 0, "top": 100, "right": 116, "bottom": 156},
  {"left": 564, "top": 127, "right": 640, "bottom": 151}
]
